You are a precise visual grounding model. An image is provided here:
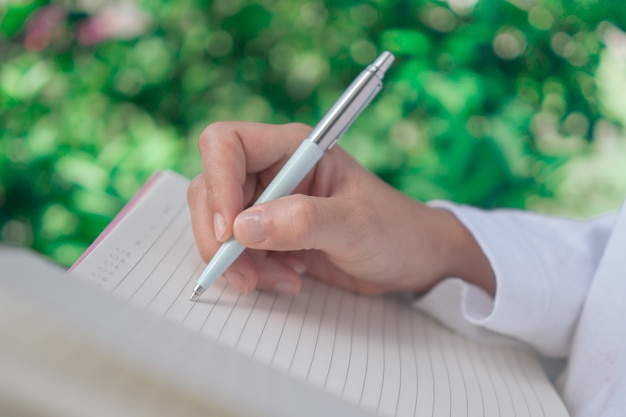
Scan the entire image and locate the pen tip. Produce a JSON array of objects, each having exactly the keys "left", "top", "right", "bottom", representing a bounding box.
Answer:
[{"left": 189, "top": 284, "right": 205, "bottom": 302}]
